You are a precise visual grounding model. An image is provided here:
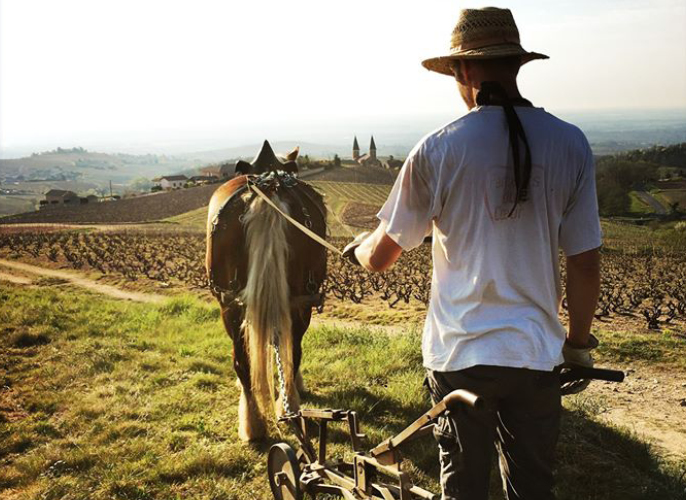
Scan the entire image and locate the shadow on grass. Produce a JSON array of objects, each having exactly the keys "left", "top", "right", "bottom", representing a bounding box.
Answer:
[{"left": 299, "top": 388, "right": 685, "bottom": 500}]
